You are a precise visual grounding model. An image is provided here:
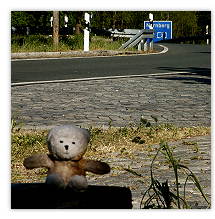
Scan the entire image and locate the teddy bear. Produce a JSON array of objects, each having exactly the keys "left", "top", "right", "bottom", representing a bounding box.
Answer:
[{"left": 23, "top": 125, "right": 110, "bottom": 191}]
